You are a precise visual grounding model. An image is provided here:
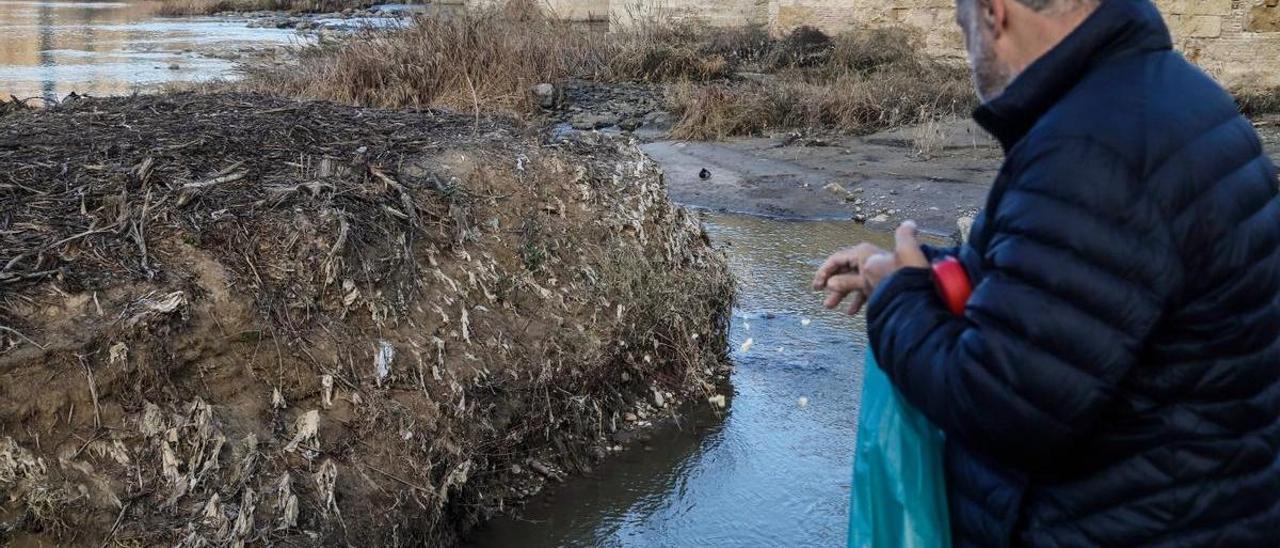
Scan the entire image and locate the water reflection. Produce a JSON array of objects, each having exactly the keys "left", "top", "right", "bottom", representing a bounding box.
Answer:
[
  {"left": 468, "top": 214, "right": 896, "bottom": 547},
  {"left": 0, "top": 0, "right": 299, "bottom": 101}
]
